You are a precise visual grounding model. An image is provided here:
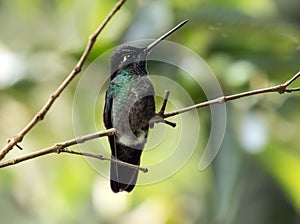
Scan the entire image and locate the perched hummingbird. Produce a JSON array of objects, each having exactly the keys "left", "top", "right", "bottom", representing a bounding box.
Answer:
[{"left": 103, "top": 20, "right": 188, "bottom": 193}]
